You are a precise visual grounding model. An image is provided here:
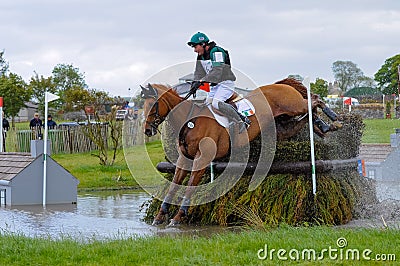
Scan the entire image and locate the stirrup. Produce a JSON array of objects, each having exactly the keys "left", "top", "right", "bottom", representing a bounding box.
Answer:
[
  {"left": 243, "top": 116, "right": 251, "bottom": 125},
  {"left": 238, "top": 121, "right": 248, "bottom": 134}
]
